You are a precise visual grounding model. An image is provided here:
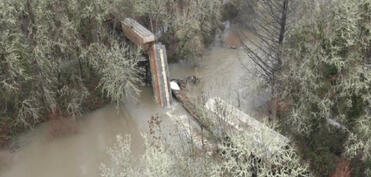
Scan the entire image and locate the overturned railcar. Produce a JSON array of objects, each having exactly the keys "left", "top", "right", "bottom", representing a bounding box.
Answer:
[
  {"left": 121, "top": 18, "right": 155, "bottom": 51},
  {"left": 149, "top": 43, "right": 172, "bottom": 107}
]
